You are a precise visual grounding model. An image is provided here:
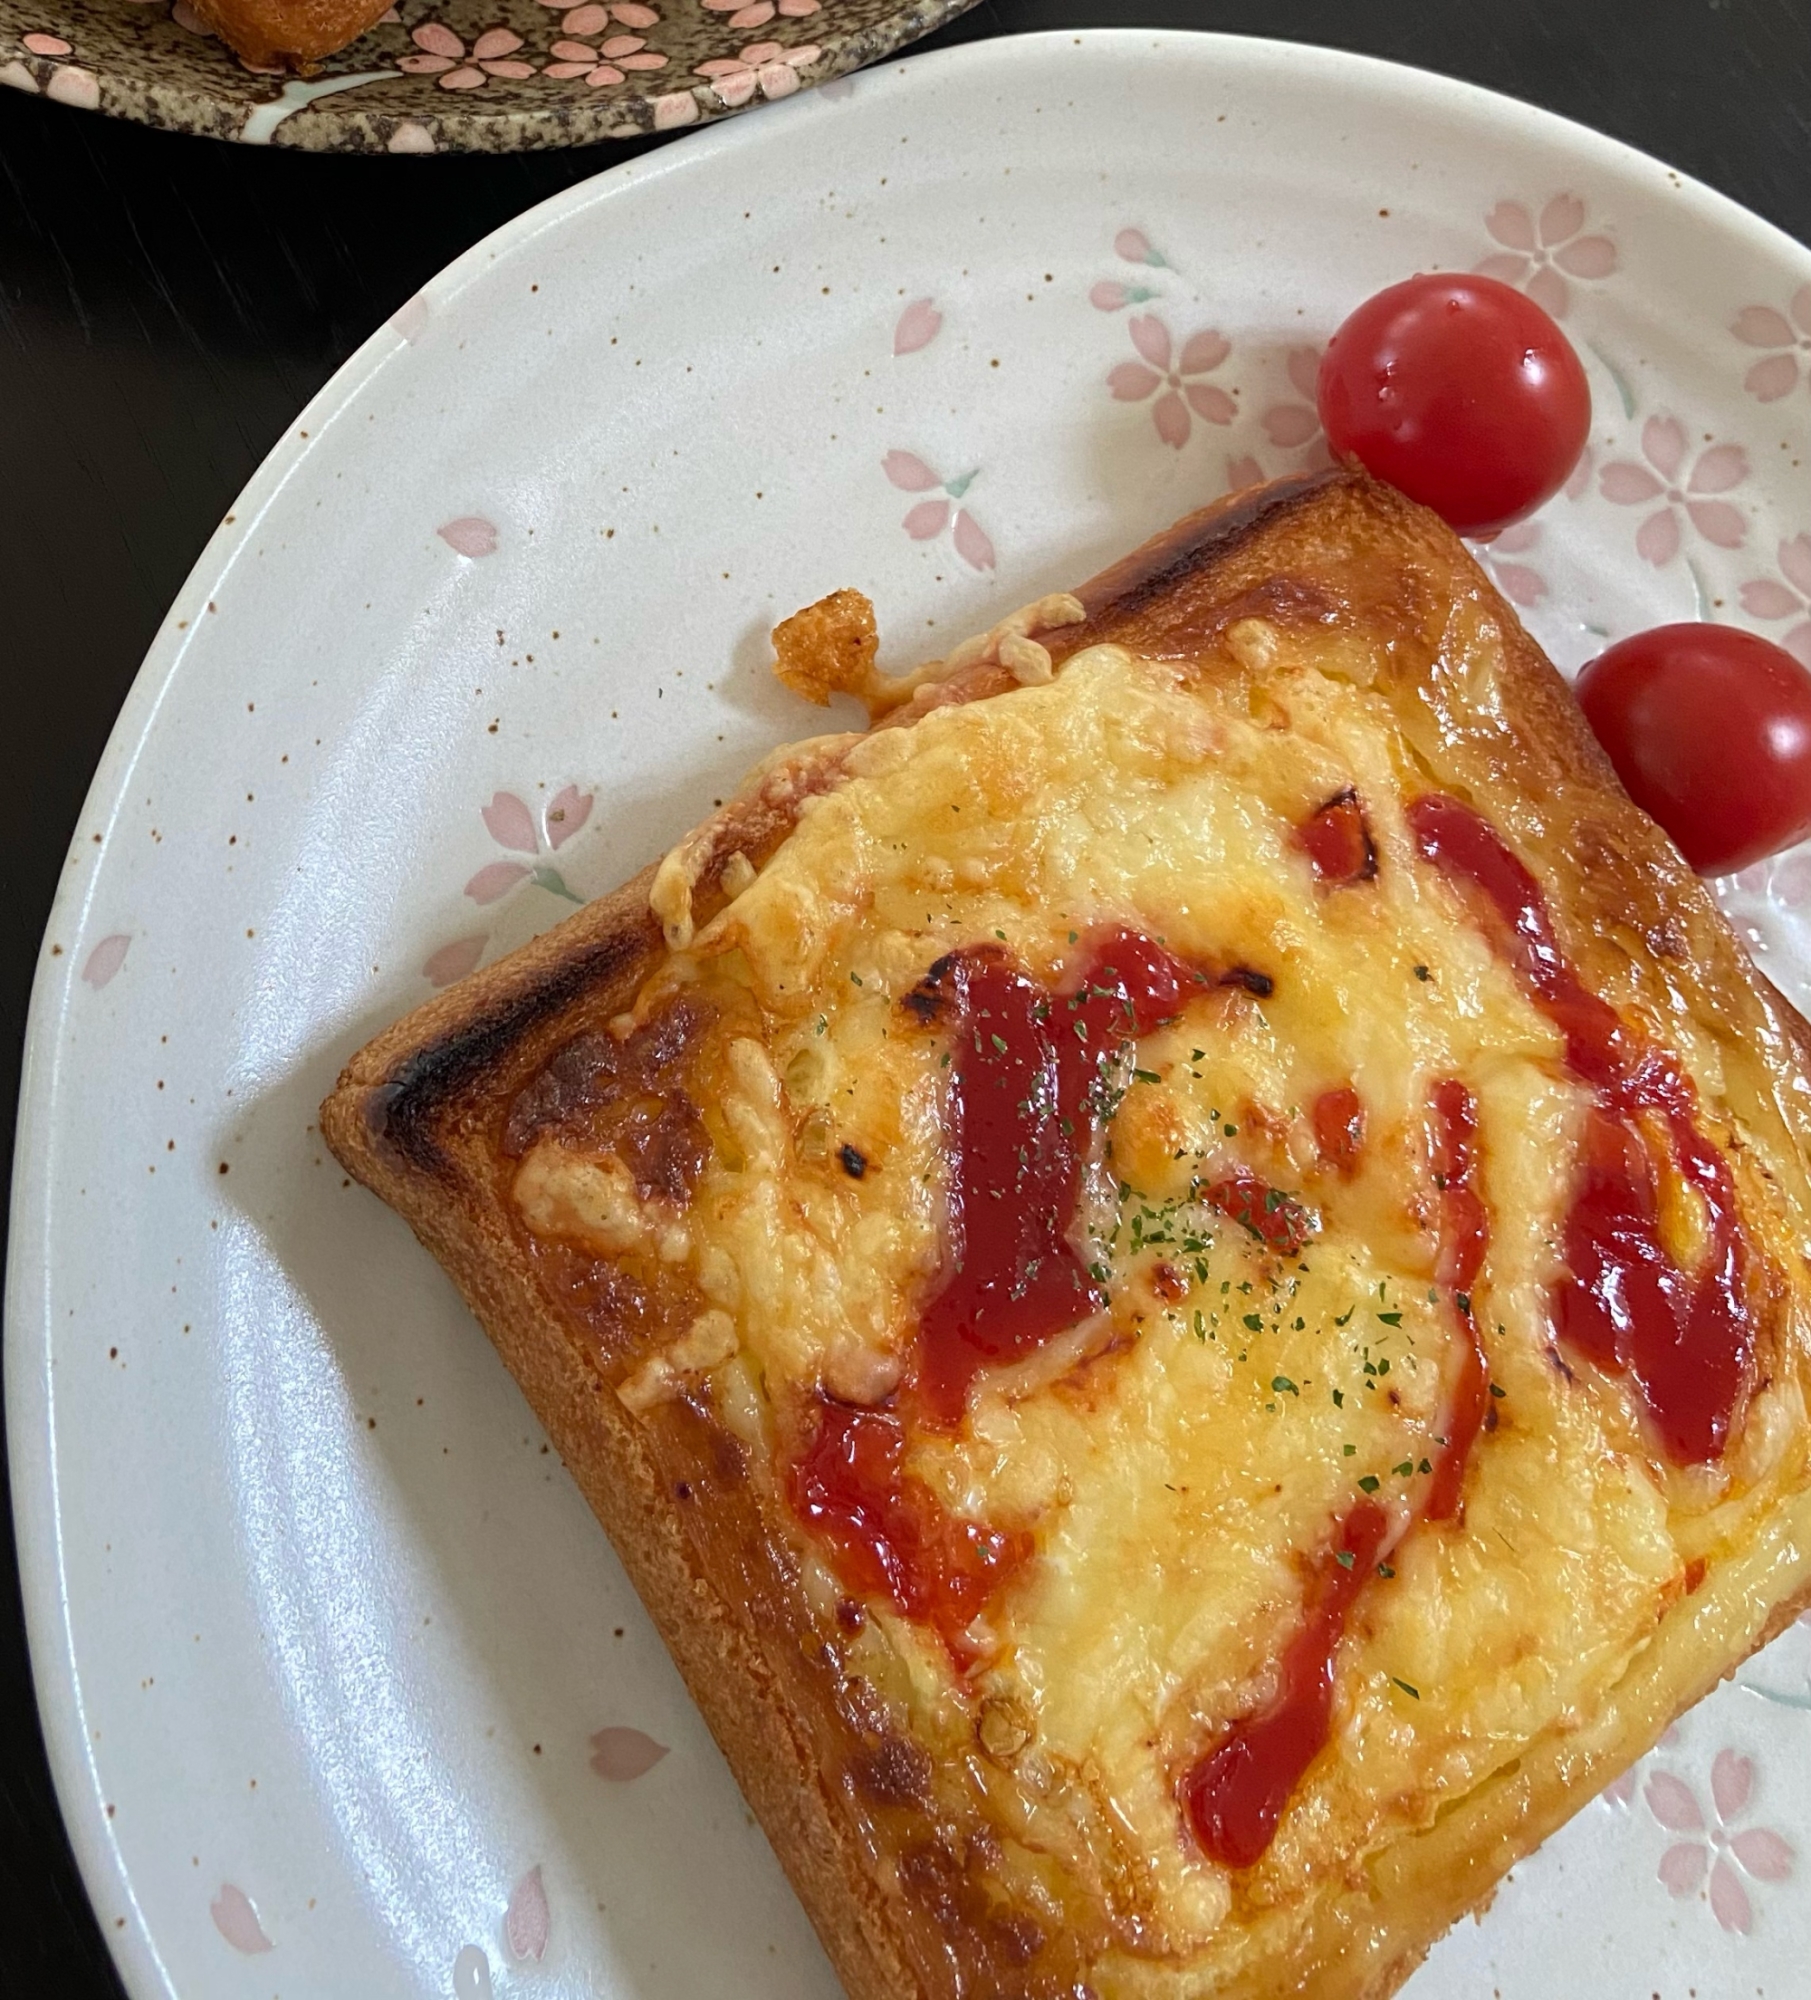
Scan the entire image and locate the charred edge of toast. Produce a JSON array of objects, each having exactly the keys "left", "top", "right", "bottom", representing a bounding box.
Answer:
[
  {"left": 1052, "top": 465, "right": 1345, "bottom": 656},
  {"left": 352, "top": 470, "right": 1358, "bottom": 1188},
  {"left": 365, "top": 904, "right": 660, "bottom": 1177}
]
